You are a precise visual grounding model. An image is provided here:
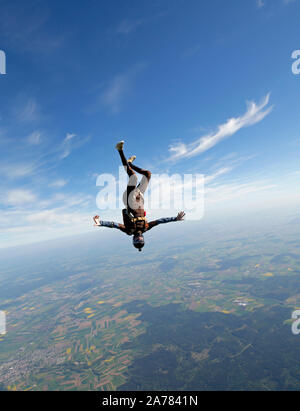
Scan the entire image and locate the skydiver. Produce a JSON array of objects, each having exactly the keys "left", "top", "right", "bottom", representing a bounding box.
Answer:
[{"left": 93, "top": 140, "right": 185, "bottom": 251}]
